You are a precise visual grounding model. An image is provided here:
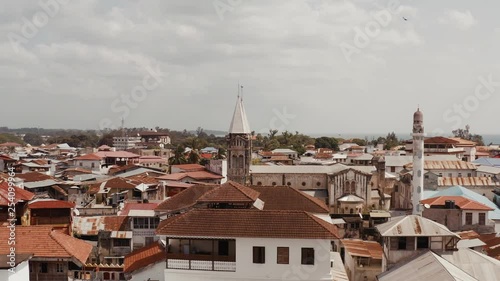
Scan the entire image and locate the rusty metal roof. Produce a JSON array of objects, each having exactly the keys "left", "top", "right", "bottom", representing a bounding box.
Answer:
[
  {"left": 73, "top": 216, "right": 104, "bottom": 236},
  {"left": 438, "top": 177, "right": 500, "bottom": 186},
  {"left": 341, "top": 239, "right": 383, "bottom": 259},
  {"left": 111, "top": 231, "right": 133, "bottom": 239},
  {"left": 405, "top": 160, "right": 477, "bottom": 170},
  {"left": 376, "top": 215, "right": 460, "bottom": 237}
]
